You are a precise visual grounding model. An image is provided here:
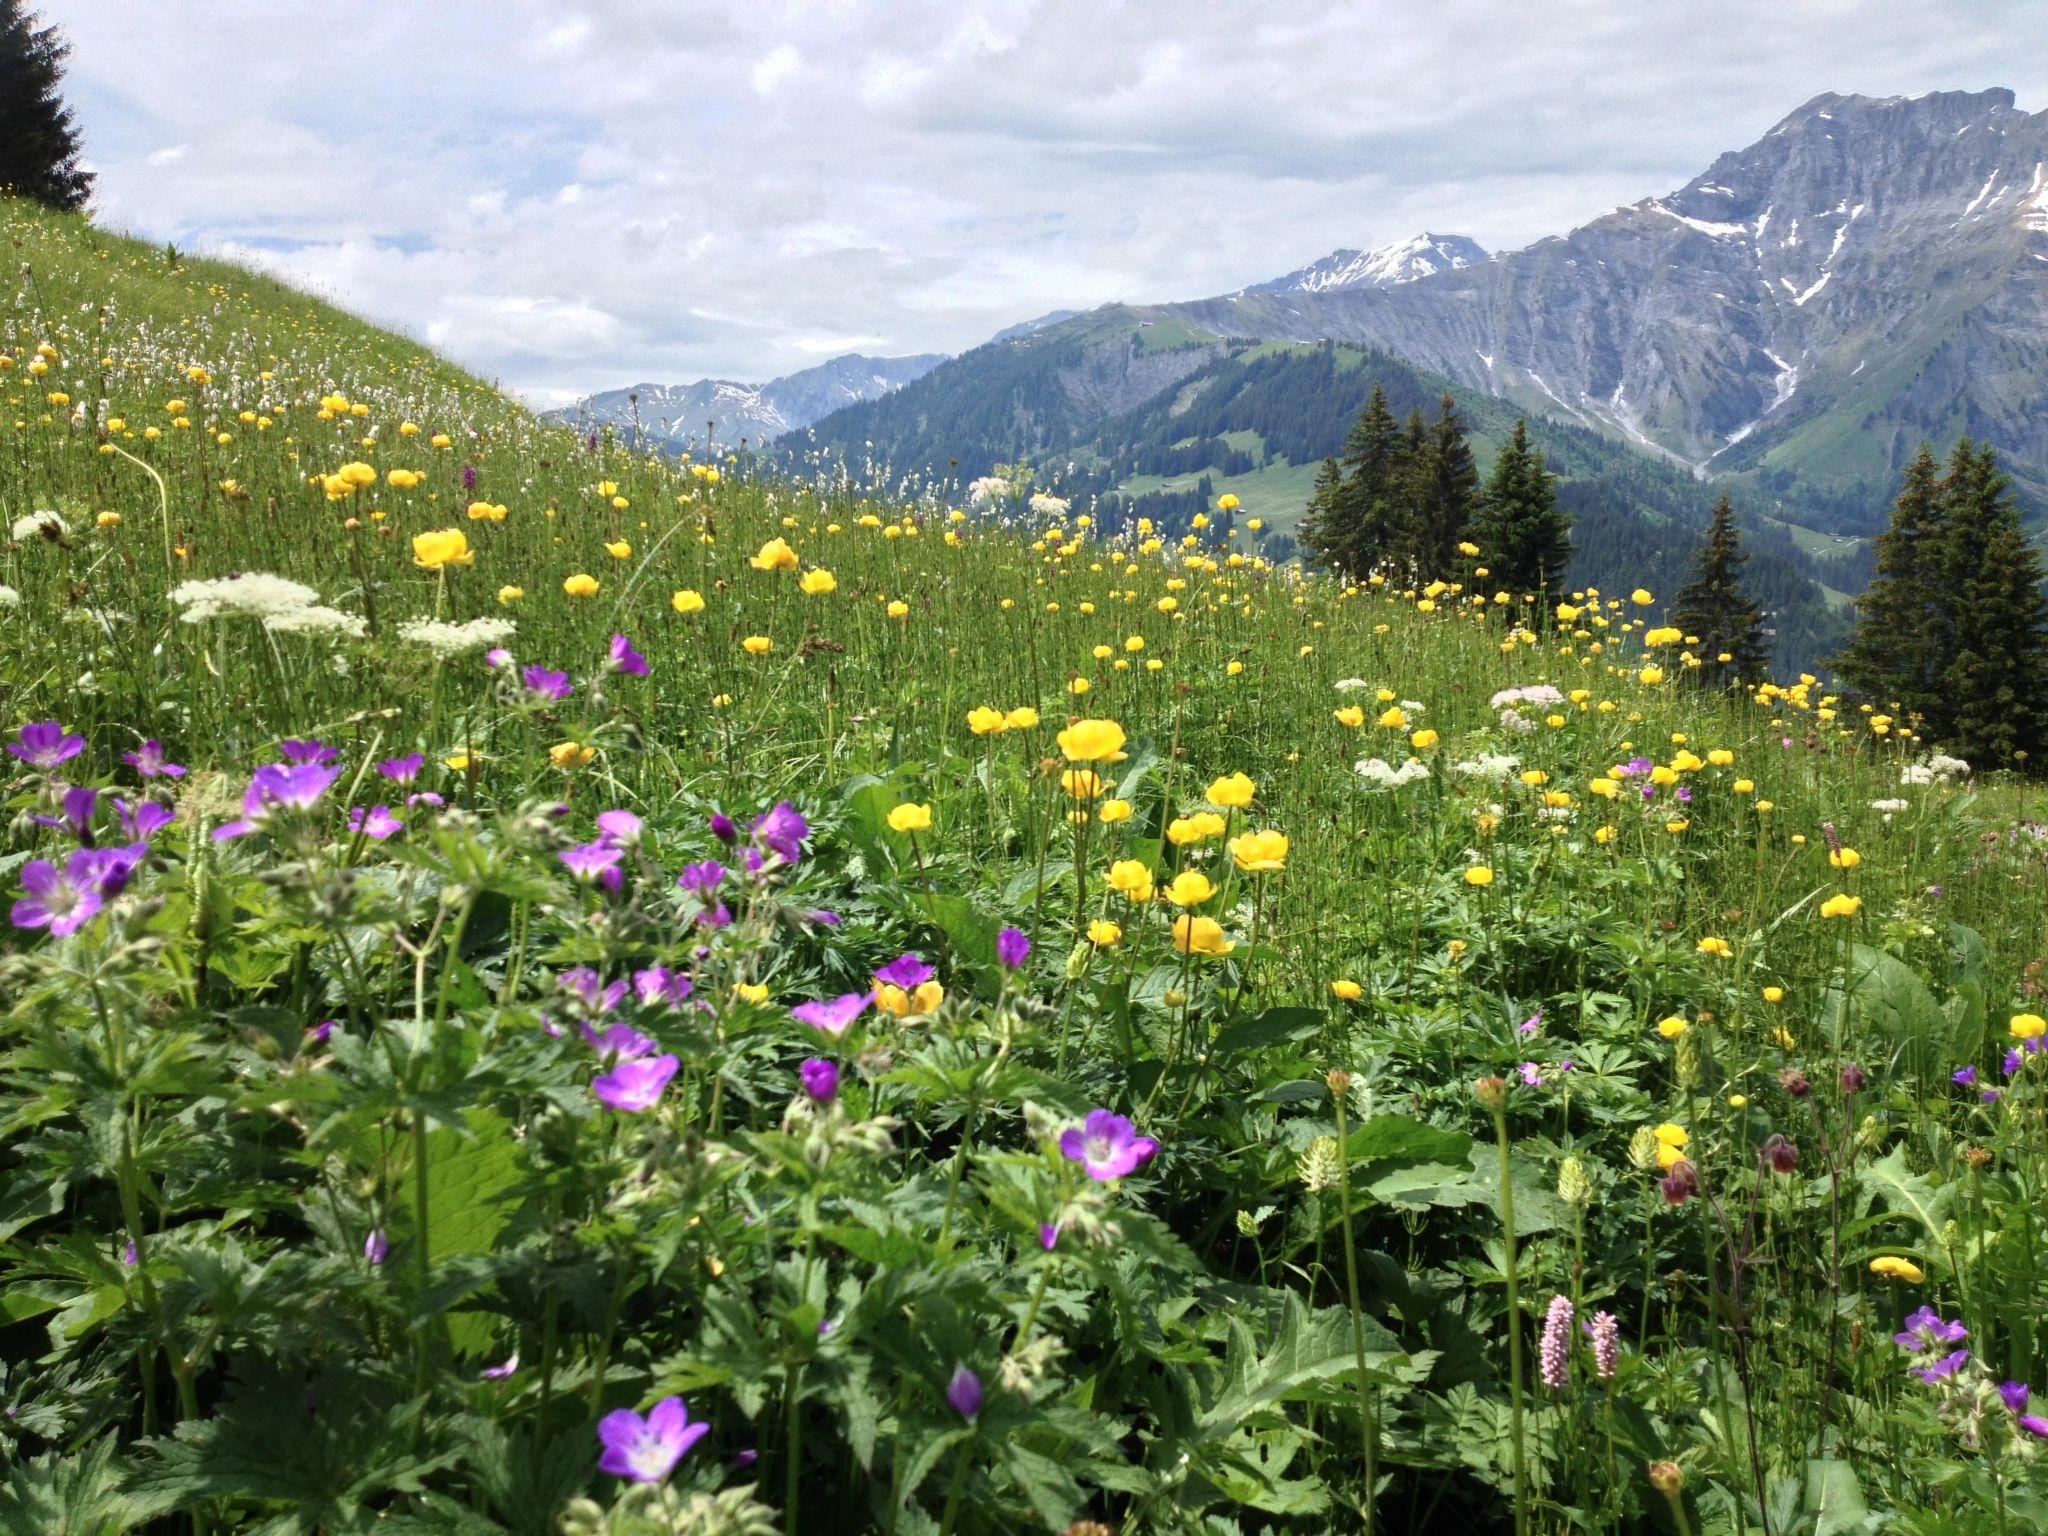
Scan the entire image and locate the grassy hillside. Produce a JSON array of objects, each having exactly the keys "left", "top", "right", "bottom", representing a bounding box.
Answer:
[{"left": 6, "top": 196, "right": 2048, "bottom": 1535}]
